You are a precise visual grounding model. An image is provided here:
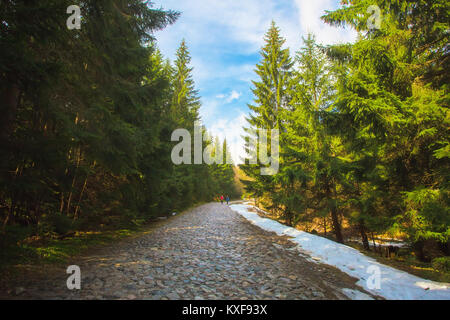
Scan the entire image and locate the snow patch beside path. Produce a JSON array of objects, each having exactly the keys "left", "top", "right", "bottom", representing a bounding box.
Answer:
[
  {"left": 230, "top": 204, "right": 450, "bottom": 300},
  {"left": 341, "top": 288, "right": 374, "bottom": 300}
]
